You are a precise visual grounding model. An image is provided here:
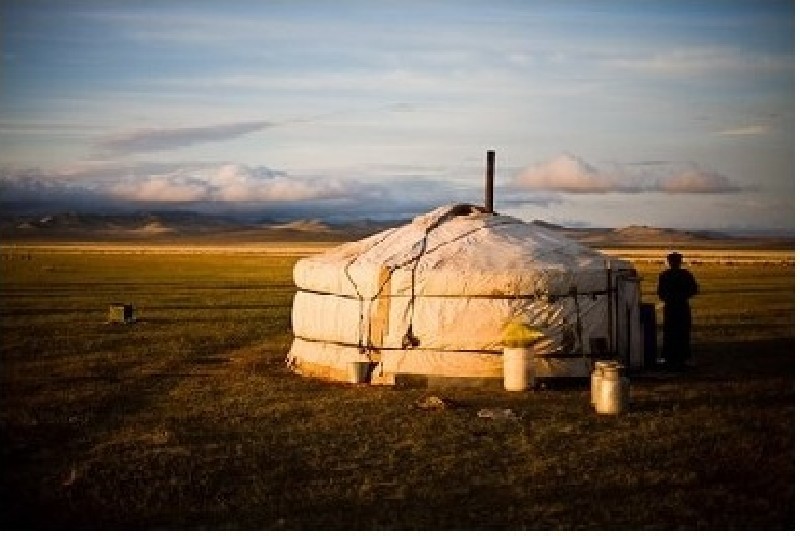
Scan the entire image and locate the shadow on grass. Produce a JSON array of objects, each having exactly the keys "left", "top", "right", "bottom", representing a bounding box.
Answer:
[
  {"left": 627, "top": 336, "right": 794, "bottom": 415},
  {"left": 0, "top": 355, "right": 201, "bottom": 529},
  {"left": 528, "top": 335, "right": 793, "bottom": 395},
  {"left": 691, "top": 336, "right": 794, "bottom": 378},
  {"left": 633, "top": 336, "right": 793, "bottom": 382}
]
